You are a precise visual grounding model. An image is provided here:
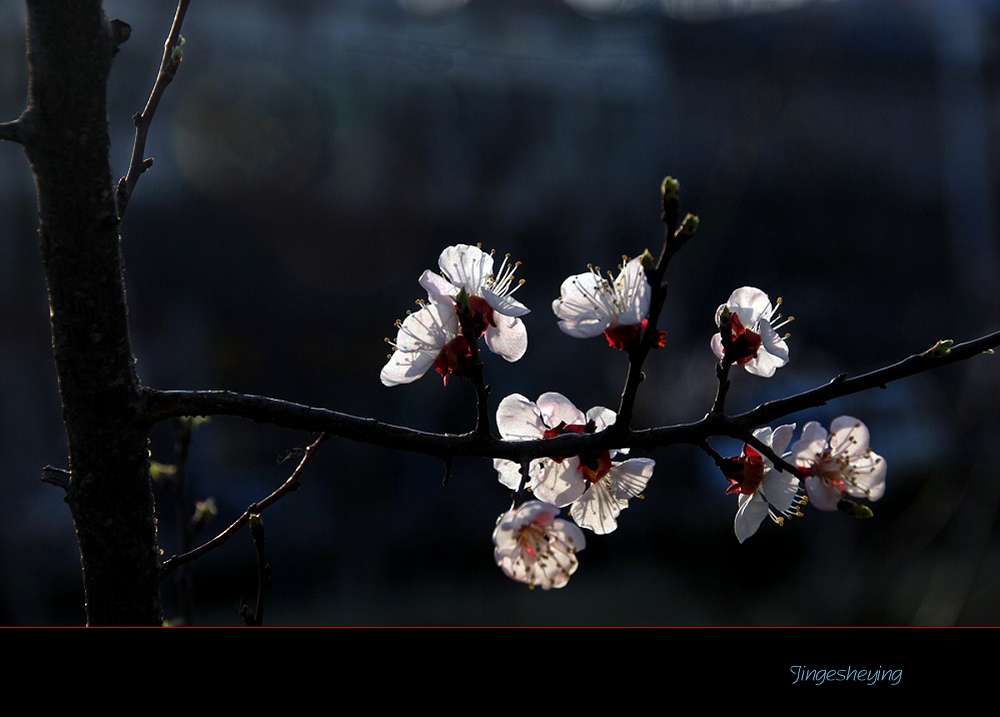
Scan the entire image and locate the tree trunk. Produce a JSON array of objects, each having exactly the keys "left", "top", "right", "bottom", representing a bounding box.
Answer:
[{"left": 19, "top": 0, "right": 162, "bottom": 625}]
